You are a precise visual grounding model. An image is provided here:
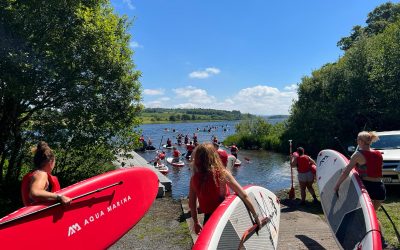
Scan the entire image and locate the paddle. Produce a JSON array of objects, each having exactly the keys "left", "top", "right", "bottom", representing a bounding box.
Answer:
[
  {"left": 288, "top": 140, "right": 295, "bottom": 200},
  {"left": 381, "top": 205, "right": 400, "bottom": 243},
  {"left": 0, "top": 181, "right": 123, "bottom": 227},
  {"left": 158, "top": 135, "right": 164, "bottom": 149}
]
